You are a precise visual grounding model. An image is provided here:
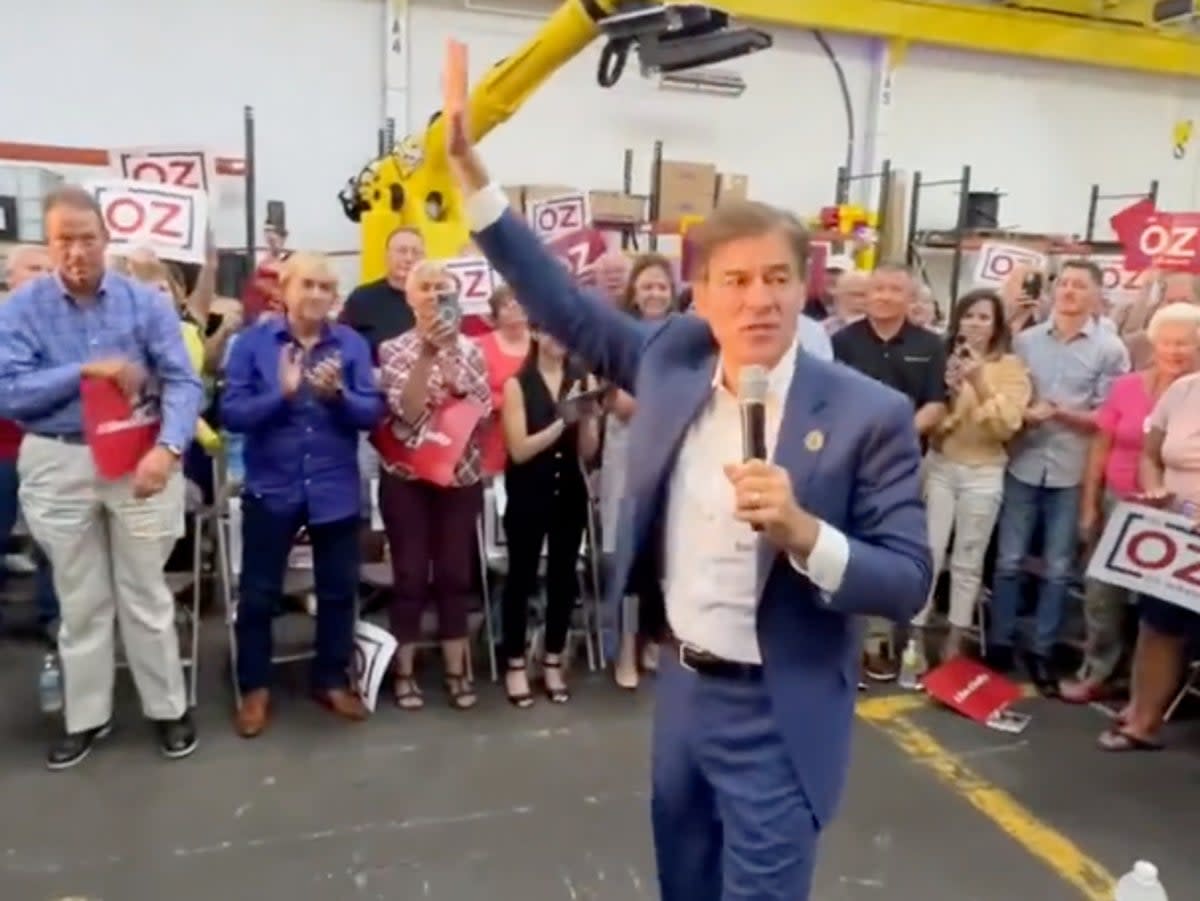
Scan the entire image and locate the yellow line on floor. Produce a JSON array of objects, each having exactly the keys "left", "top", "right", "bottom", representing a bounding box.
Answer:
[{"left": 856, "top": 698, "right": 1117, "bottom": 901}]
